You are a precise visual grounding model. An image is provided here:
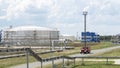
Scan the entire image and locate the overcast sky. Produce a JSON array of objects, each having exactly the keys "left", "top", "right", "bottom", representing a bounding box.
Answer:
[{"left": 0, "top": 0, "right": 120, "bottom": 36}]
